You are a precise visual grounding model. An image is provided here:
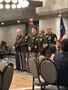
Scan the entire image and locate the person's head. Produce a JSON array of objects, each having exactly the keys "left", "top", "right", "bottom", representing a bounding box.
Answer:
[
  {"left": 47, "top": 44, "right": 57, "bottom": 57},
  {"left": 61, "top": 38, "right": 68, "bottom": 52},
  {"left": 1, "top": 41, "right": 6, "bottom": 45},
  {"left": 46, "top": 26, "right": 52, "bottom": 34},
  {"left": 39, "top": 30, "right": 44, "bottom": 37},
  {"left": 31, "top": 27, "right": 37, "bottom": 35},
  {"left": 23, "top": 30, "right": 28, "bottom": 35},
  {"left": 56, "top": 40, "right": 61, "bottom": 48},
  {"left": 16, "top": 29, "right": 22, "bottom": 35}
]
